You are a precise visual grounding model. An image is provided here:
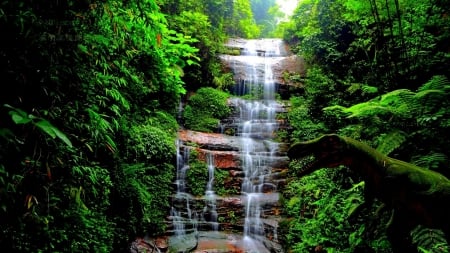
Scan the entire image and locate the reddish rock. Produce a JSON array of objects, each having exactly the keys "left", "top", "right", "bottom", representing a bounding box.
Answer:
[
  {"left": 196, "top": 149, "right": 241, "bottom": 169},
  {"left": 178, "top": 130, "right": 241, "bottom": 151},
  {"left": 222, "top": 197, "right": 243, "bottom": 207},
  {"left": 155, "top": 237, "right": 168, "bottom": 251}
]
